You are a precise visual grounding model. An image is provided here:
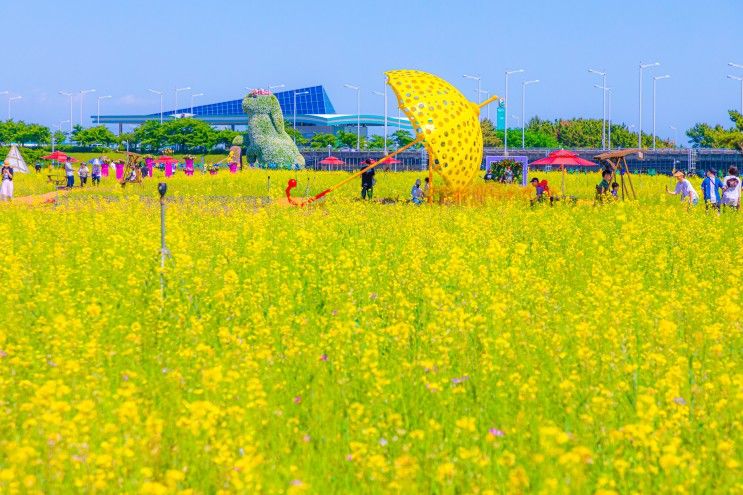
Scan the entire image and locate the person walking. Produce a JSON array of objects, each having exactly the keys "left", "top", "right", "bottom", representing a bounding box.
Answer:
[
  {"left": 0, "top": 161, "right": 14, "bottom": 201},
  {"left": 701, "top": 168, "right": 724, "bottom": 211},
  {"left": 360, "top": 159, "right": 375, "bottom": 200},
  {"left": 721, "top": 166, "right": 741, "bottom": 210},
  {"left": 64, "top": 160, "right": 75, "bottom": 189},
  {"left": 666, "top": 171, "right": 699, "bottom": 206},
  {"left": 78, "top": 163, "right": 90, "bottom": 187},
  {"left": 91, "top": 161, "right": 102, "bottom": 186}
]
